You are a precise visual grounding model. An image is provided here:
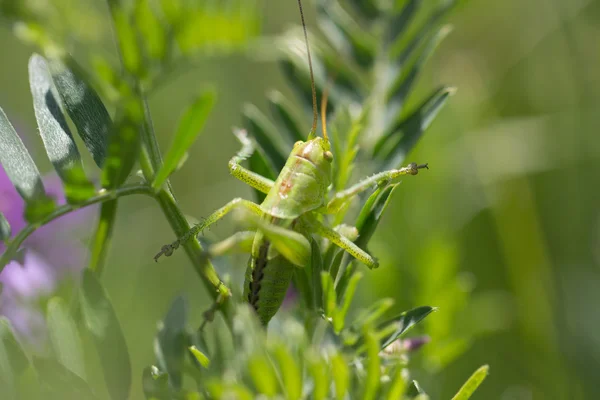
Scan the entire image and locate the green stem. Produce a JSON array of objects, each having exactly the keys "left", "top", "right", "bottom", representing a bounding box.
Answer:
[
  {"left": 0, "top": 185, "right": 154, "bottom": 273},
  {"left": 88, "top": 200, "right": 118, "bottom": 275}
]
